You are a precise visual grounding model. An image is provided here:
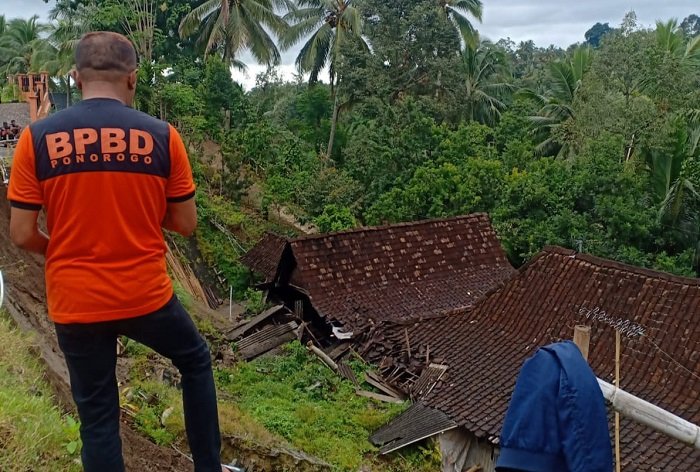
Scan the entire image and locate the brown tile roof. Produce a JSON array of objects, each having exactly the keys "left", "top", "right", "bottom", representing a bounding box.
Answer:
[
  {"left": 374, "top": 246, "right": 700, "bottom": 469},
  {"left": 279, "top": 213, "right": 514, "bottom": 329},
  {"left": 0, "top": 102, "right": 30, "bottom": 127},
  {"left": 240, "top": 232, "right": 287, "bottom": 282}
]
